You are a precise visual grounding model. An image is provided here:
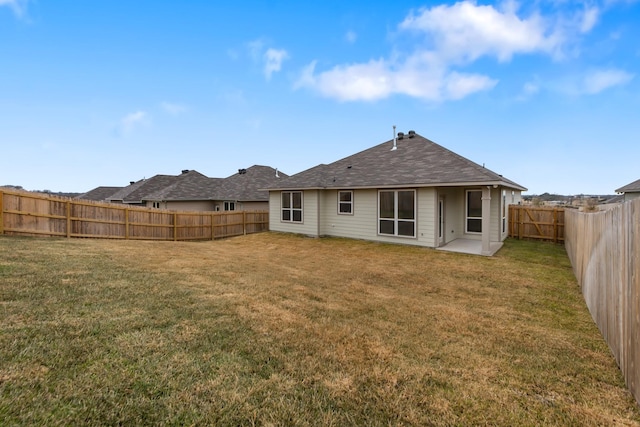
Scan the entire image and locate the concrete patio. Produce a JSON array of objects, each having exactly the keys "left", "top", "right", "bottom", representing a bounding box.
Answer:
[{"left": 436, "top": 239, "right": 503, "bottom": 256}]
